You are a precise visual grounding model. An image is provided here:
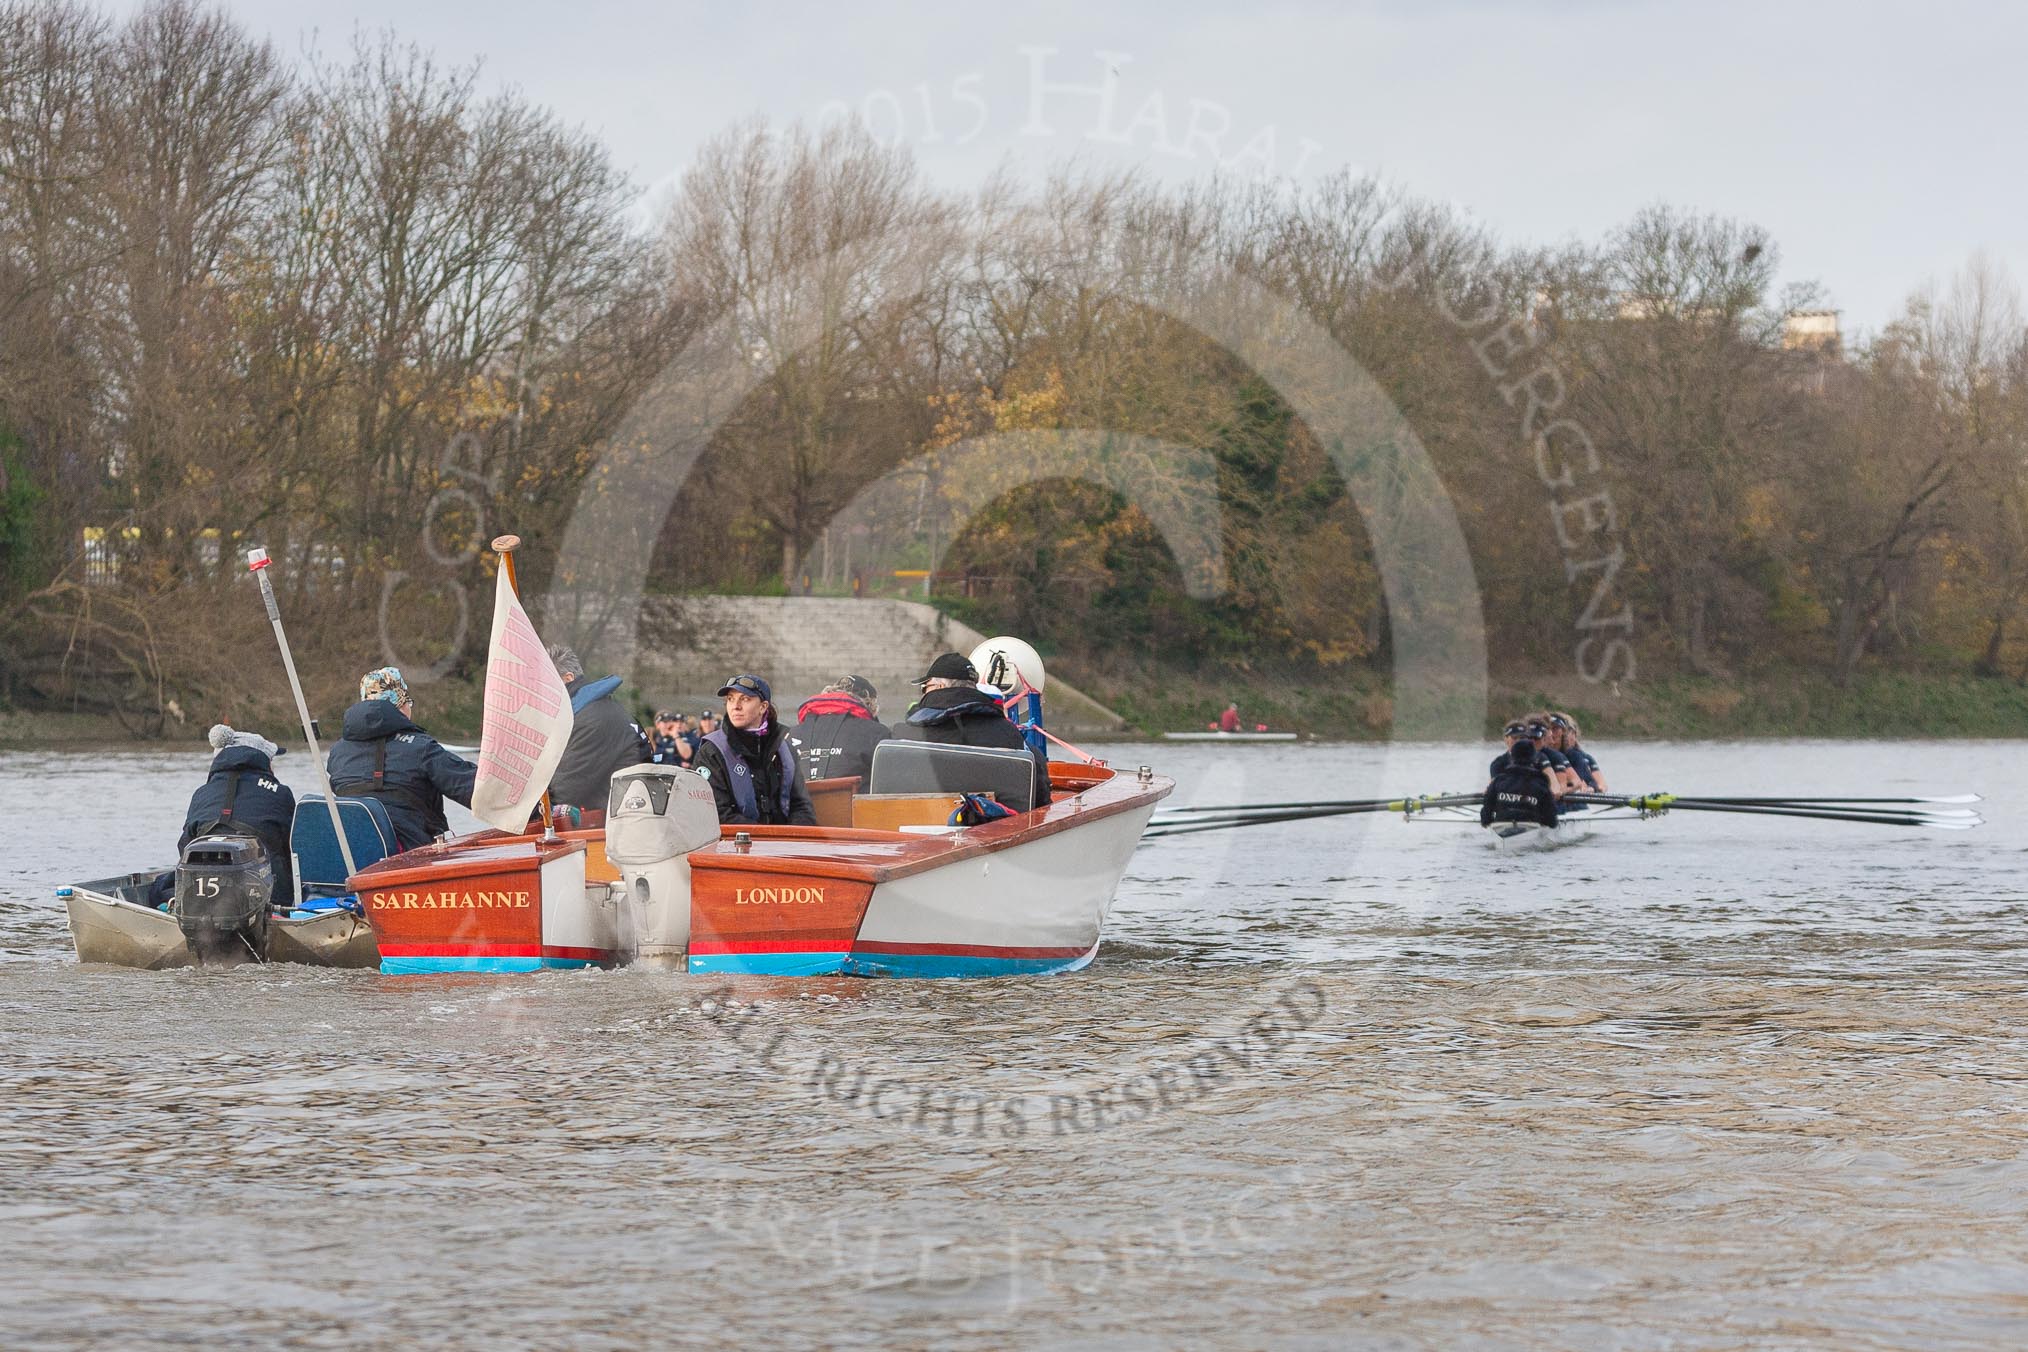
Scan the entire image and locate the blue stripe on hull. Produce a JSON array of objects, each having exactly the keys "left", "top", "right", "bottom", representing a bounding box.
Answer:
[
  {"left": 685, "top": 949, "right": 1095, "bottom": 978},
  {"left": 380, "top": 956, "right": 597, "bottom": 975},
  {"left": 842, "top": 949, "right": 1095, "bottom": 978},
  {"left": 686, "top": 950, "right": 849, "bottom": 977}
]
